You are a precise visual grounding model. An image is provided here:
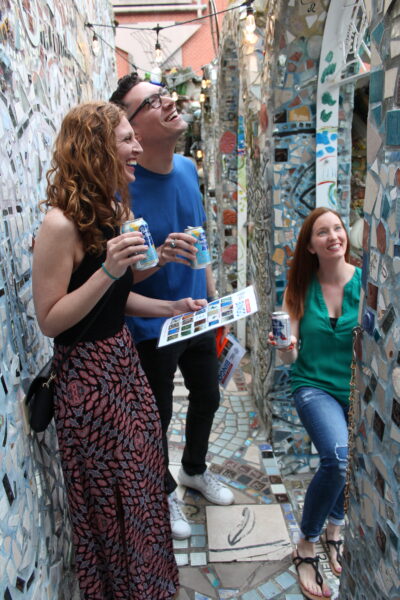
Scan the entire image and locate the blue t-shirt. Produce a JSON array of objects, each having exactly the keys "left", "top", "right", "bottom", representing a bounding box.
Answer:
[{"left": 126, "top": 154, "right": 207, "bottom": 343}]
